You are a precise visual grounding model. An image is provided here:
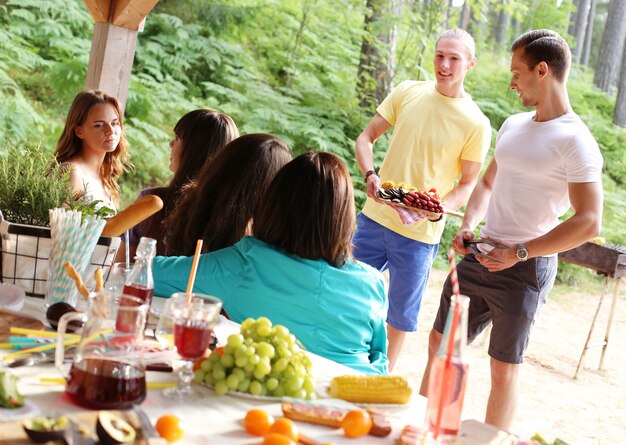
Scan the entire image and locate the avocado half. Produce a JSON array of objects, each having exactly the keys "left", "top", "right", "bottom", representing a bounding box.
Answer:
[
  {"left": 22, "top": 415, "right": 69, "bottom": 443},
  {"left": 96, "top": 411, "right": 136, "bottom": 444}
]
